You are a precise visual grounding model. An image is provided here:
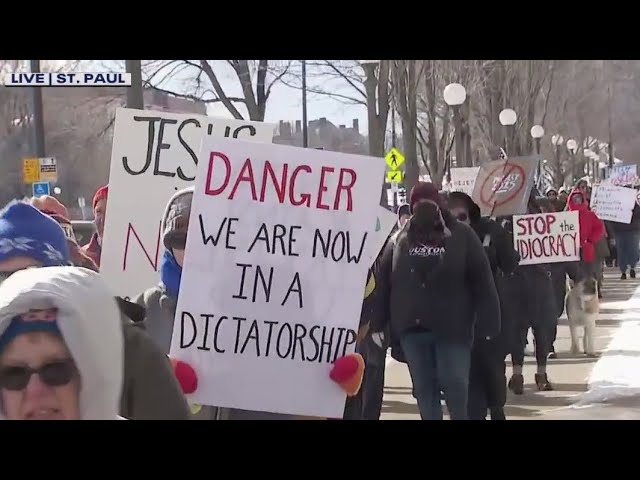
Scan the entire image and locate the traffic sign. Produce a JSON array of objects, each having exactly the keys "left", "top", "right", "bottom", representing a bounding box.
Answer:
[
  {"left": 386, "top": 170, "right": 404, "bottom": 183},
  {"left": 32, "top": 182, "right": 50, "bottom": 198},
  {"left": 385, "top": 148, "right": 405, "bottom": 170},
  {"left": 23, "top": 158, "right": 40, "bottom": 184},
  {"left": 39, "top": 157, "right": 58, "bottom": 183}
]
